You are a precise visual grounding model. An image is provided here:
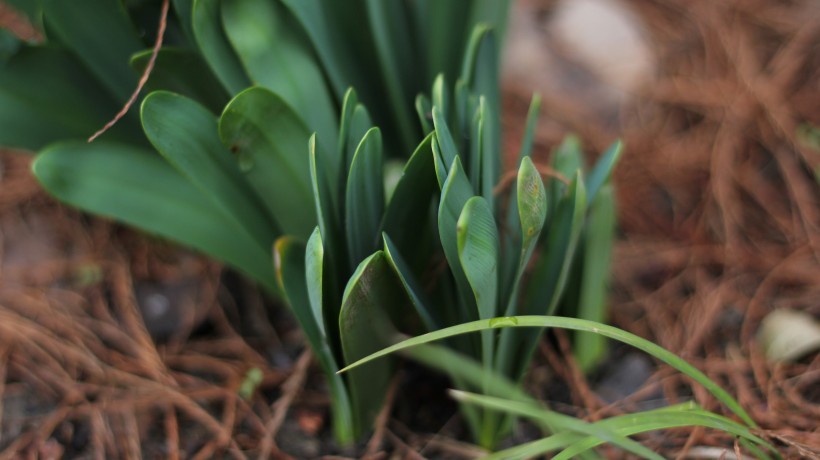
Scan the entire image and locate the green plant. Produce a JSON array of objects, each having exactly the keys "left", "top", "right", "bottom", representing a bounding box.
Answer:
[
  {"left": 339, "top": 317, "right": 780, "bottom": 459},
  {"left": 2, "top": 0, "right": 633, "bottom": 450}
]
